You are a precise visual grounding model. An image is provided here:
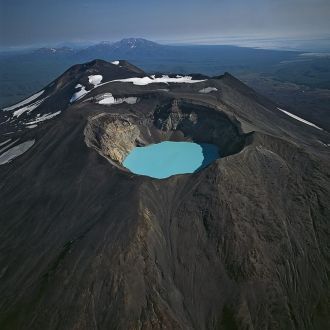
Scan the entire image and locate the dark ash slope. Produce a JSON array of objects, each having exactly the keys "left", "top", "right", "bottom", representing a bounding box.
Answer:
[{"left": 0, "top": 60, "right": 329, "bottom": 330}]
